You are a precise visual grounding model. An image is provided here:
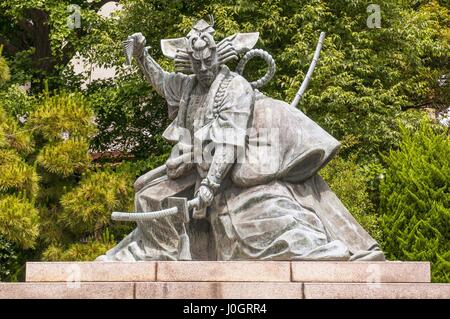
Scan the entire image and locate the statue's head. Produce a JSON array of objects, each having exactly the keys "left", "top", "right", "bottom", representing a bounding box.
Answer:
[
  {"left": 160, "top": 16, "right": 260, "bottom": 87},
  {"left": 185, "top": 18, "right": 219, "bottom": 87}
]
